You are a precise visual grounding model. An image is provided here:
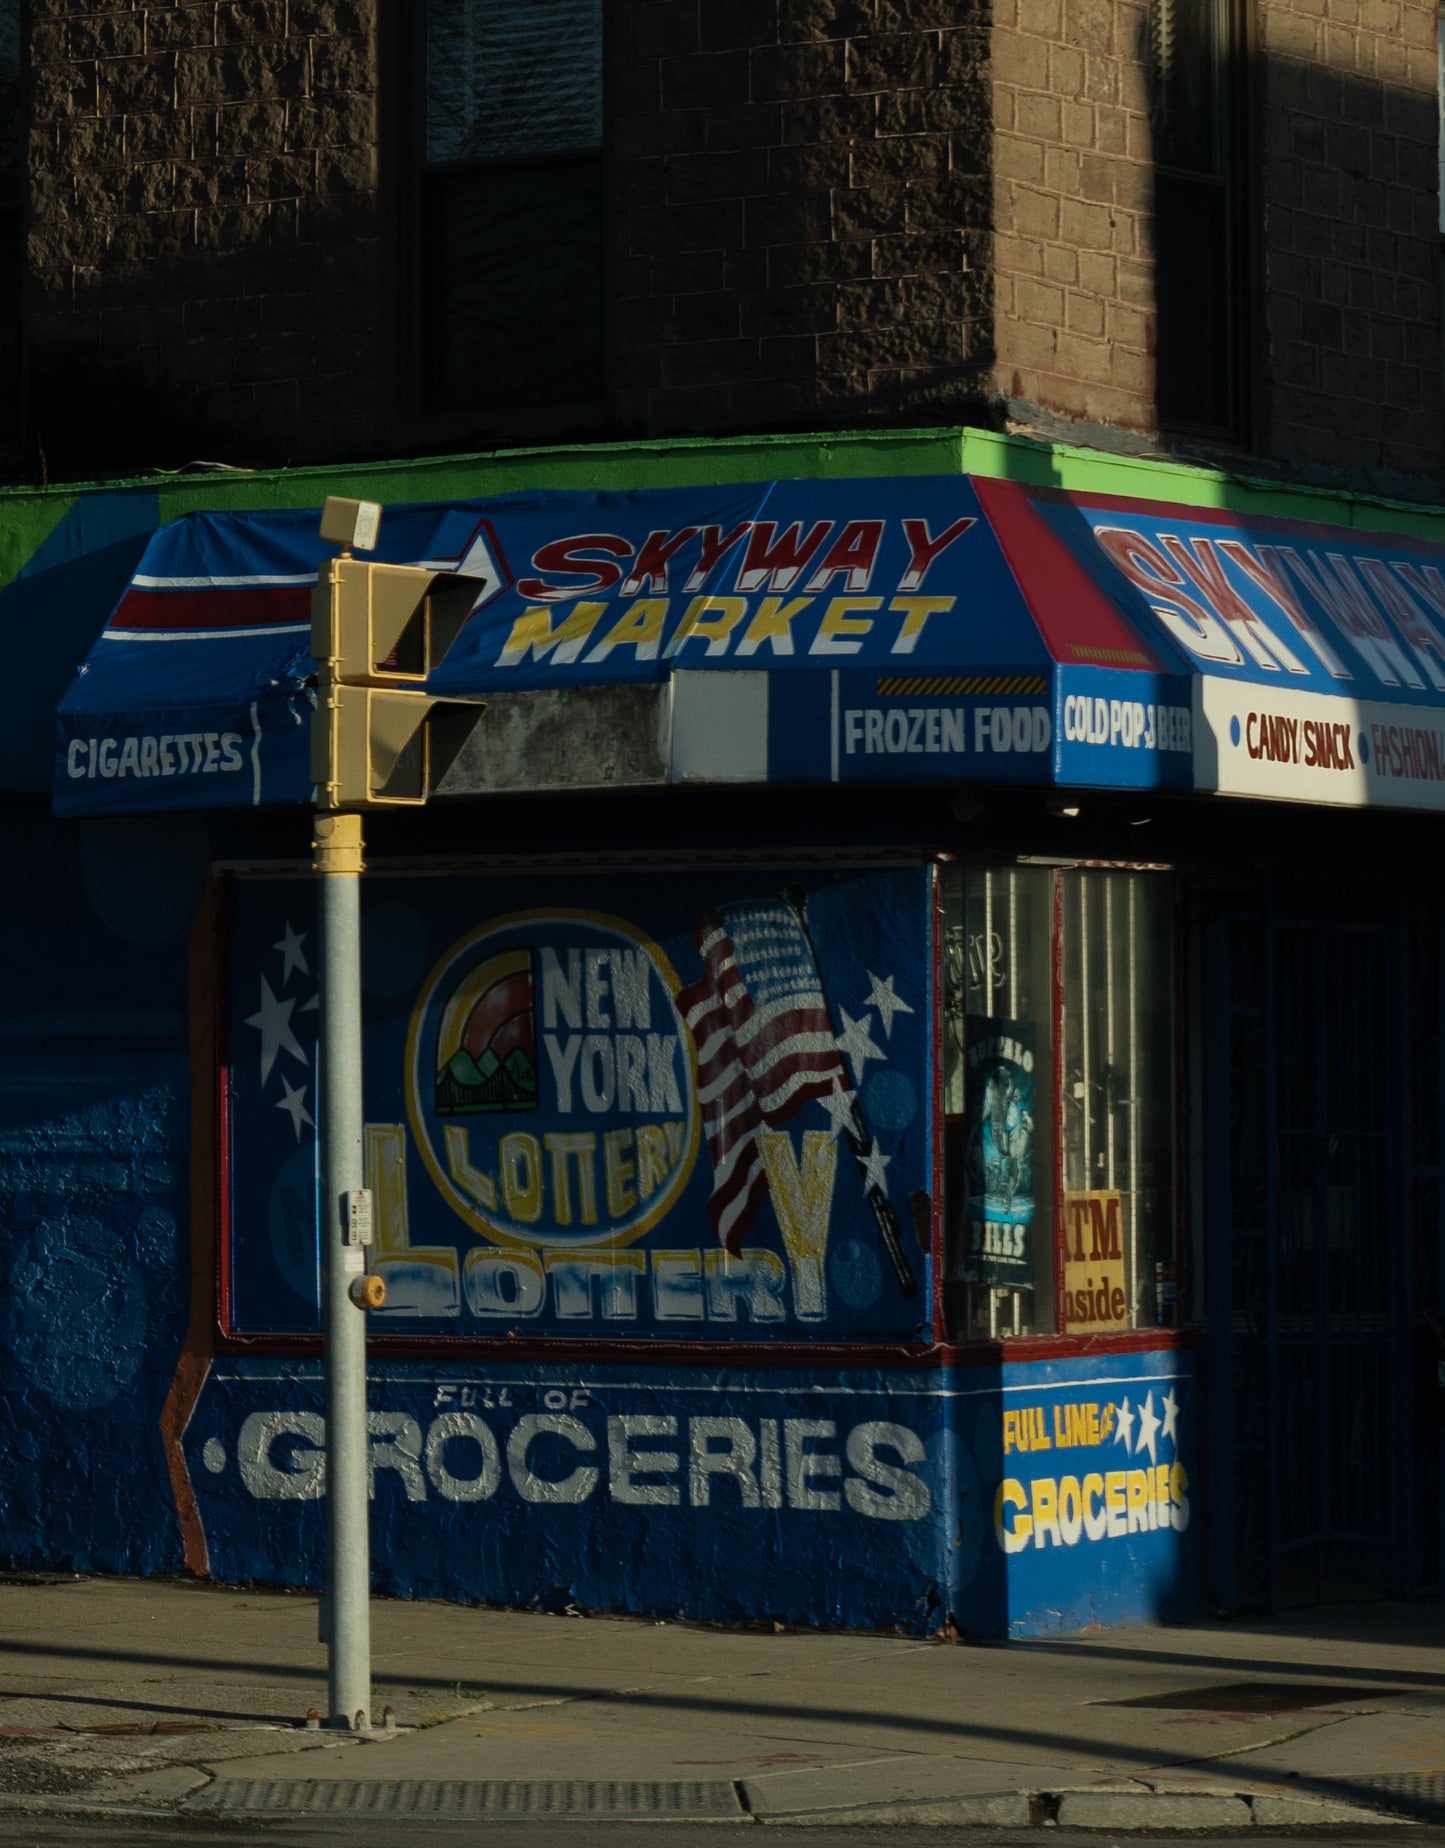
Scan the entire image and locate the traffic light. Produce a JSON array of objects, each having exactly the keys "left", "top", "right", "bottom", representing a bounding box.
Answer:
[{"left": 311, "top": 536, "right": 484, "bottom": 808}]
